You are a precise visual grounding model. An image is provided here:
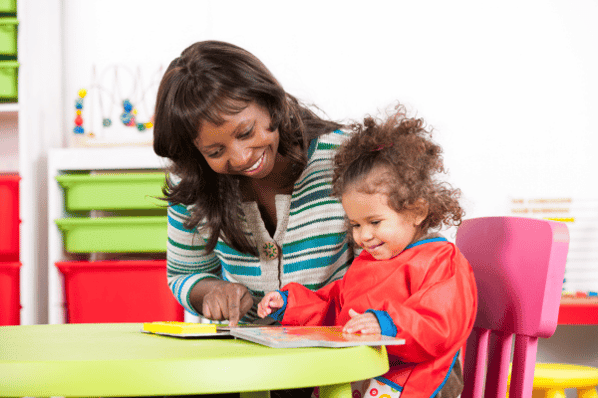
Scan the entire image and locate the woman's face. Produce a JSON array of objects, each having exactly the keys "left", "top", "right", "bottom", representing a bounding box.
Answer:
[{"left": 194, "top": 102, "right": 280, "bottom": 179}]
